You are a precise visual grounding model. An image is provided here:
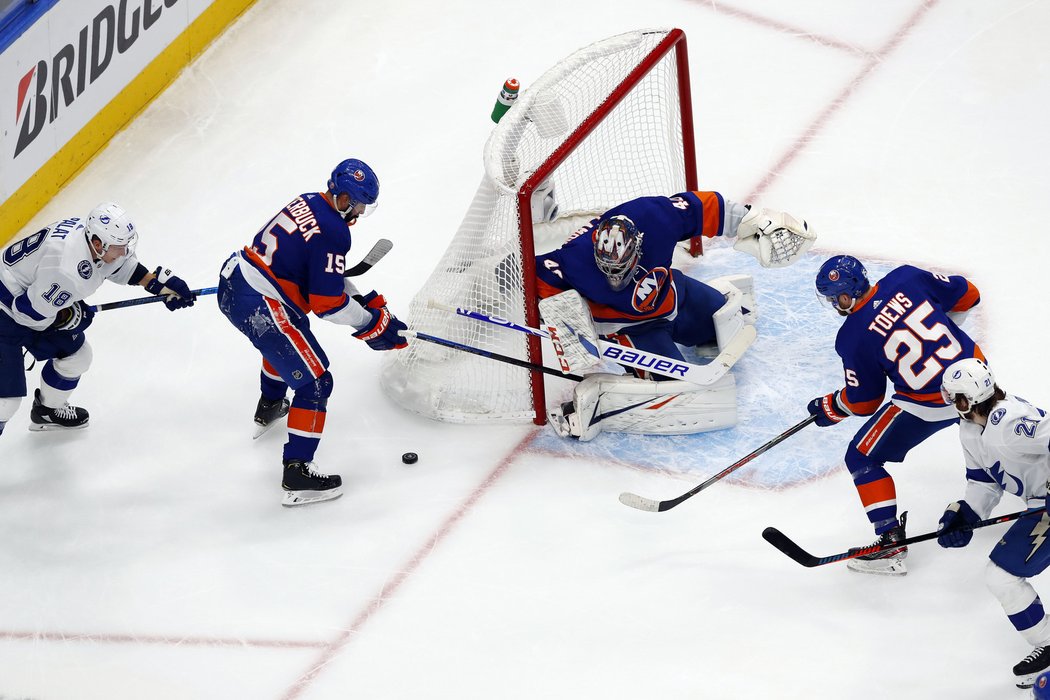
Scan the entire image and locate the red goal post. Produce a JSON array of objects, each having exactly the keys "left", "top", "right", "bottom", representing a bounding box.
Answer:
[{"left": 381, "top": 28, "right": 699, "bottom": 425}]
